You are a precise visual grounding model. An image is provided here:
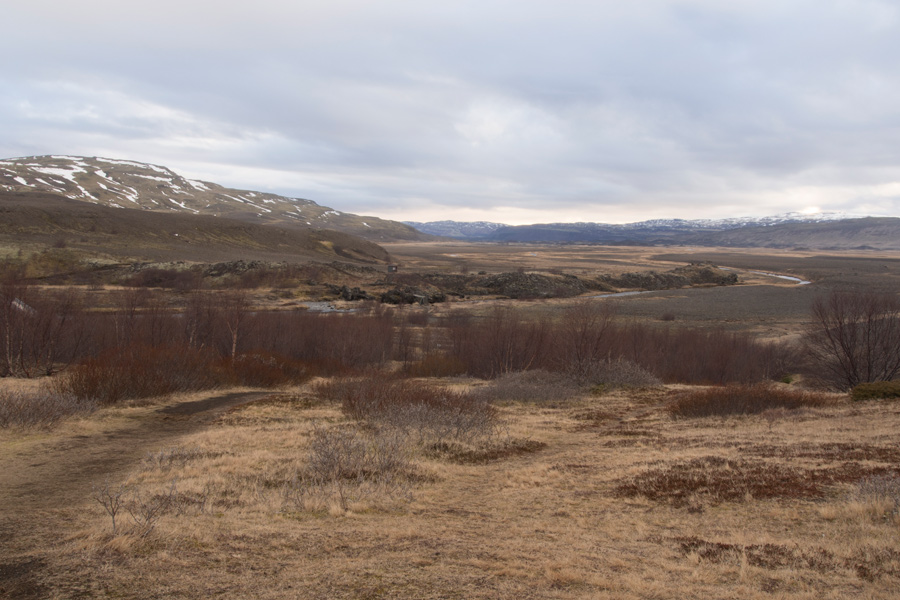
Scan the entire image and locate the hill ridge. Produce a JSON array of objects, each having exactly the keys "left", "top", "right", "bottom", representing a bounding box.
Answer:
[{"left": 0, "top": 155, "right": 427, "bottom": 242}]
